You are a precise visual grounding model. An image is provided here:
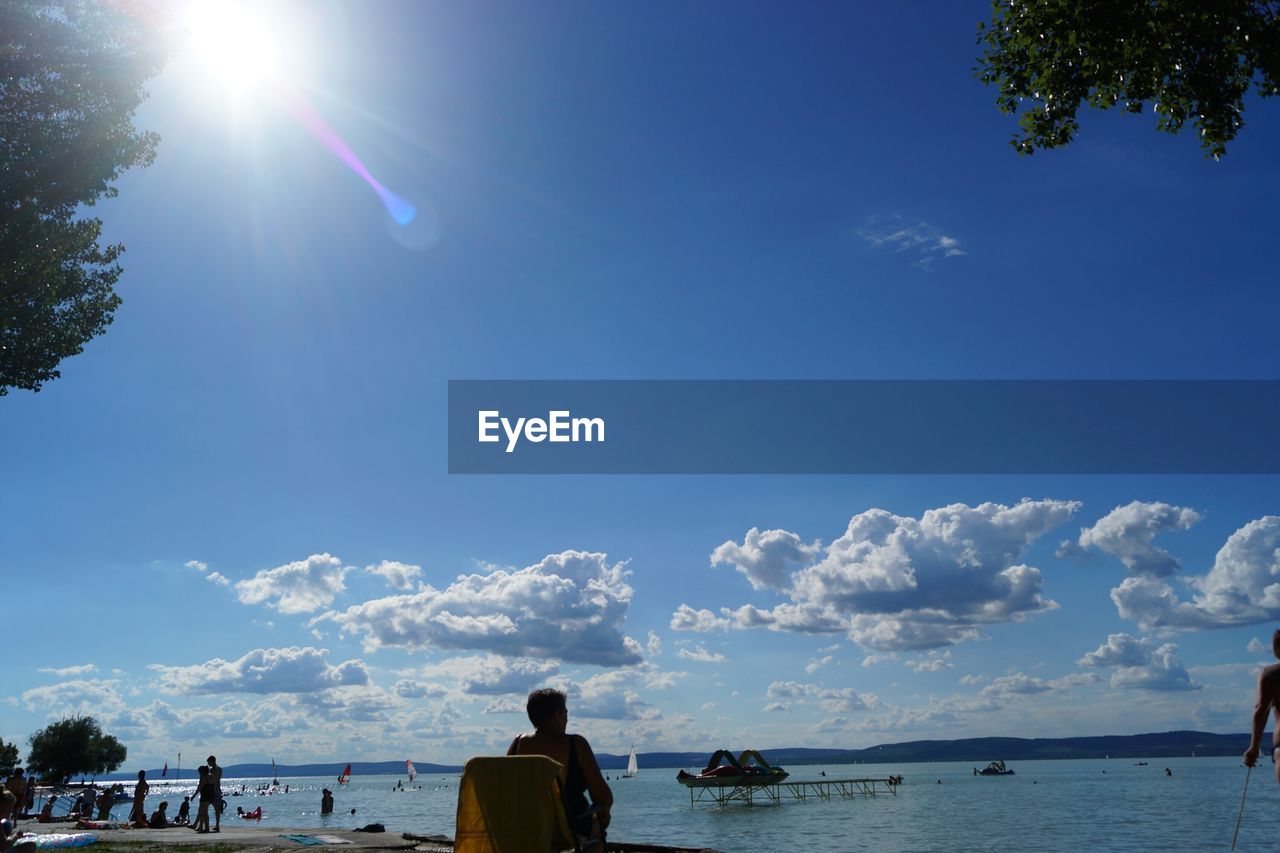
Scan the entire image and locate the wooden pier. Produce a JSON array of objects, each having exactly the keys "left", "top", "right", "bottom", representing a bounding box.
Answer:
[{"left": 684, "top": 776, "right": 898, "bottom": 807}]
